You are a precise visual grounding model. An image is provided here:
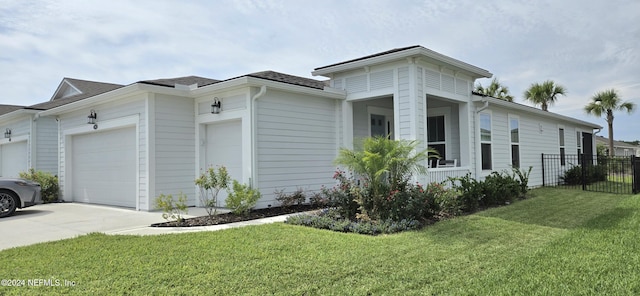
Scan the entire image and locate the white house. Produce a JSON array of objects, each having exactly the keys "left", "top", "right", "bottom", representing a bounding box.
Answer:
[
  {"left": 15, "top": 45, "right": 601, "bottom": 210},
  {"left": 595, "top": 135, "right": 640, "bottom": 157}
]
